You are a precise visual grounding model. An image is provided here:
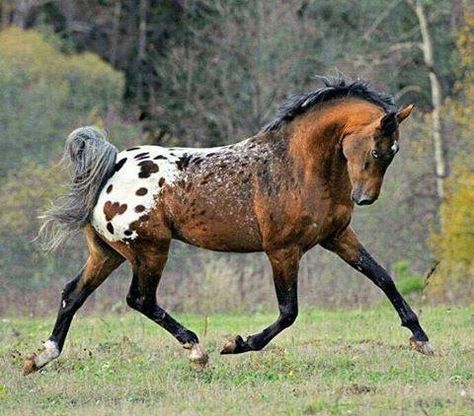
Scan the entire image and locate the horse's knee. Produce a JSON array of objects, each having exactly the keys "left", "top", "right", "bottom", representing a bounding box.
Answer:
[{"left": 62, "top": 275, "right": 81, "bottom": 298}]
